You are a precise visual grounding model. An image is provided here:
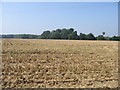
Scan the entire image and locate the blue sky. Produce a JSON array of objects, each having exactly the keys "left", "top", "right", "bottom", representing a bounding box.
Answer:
[{"left": 2, "top": 2, "right": 118, "bottom": 36}]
